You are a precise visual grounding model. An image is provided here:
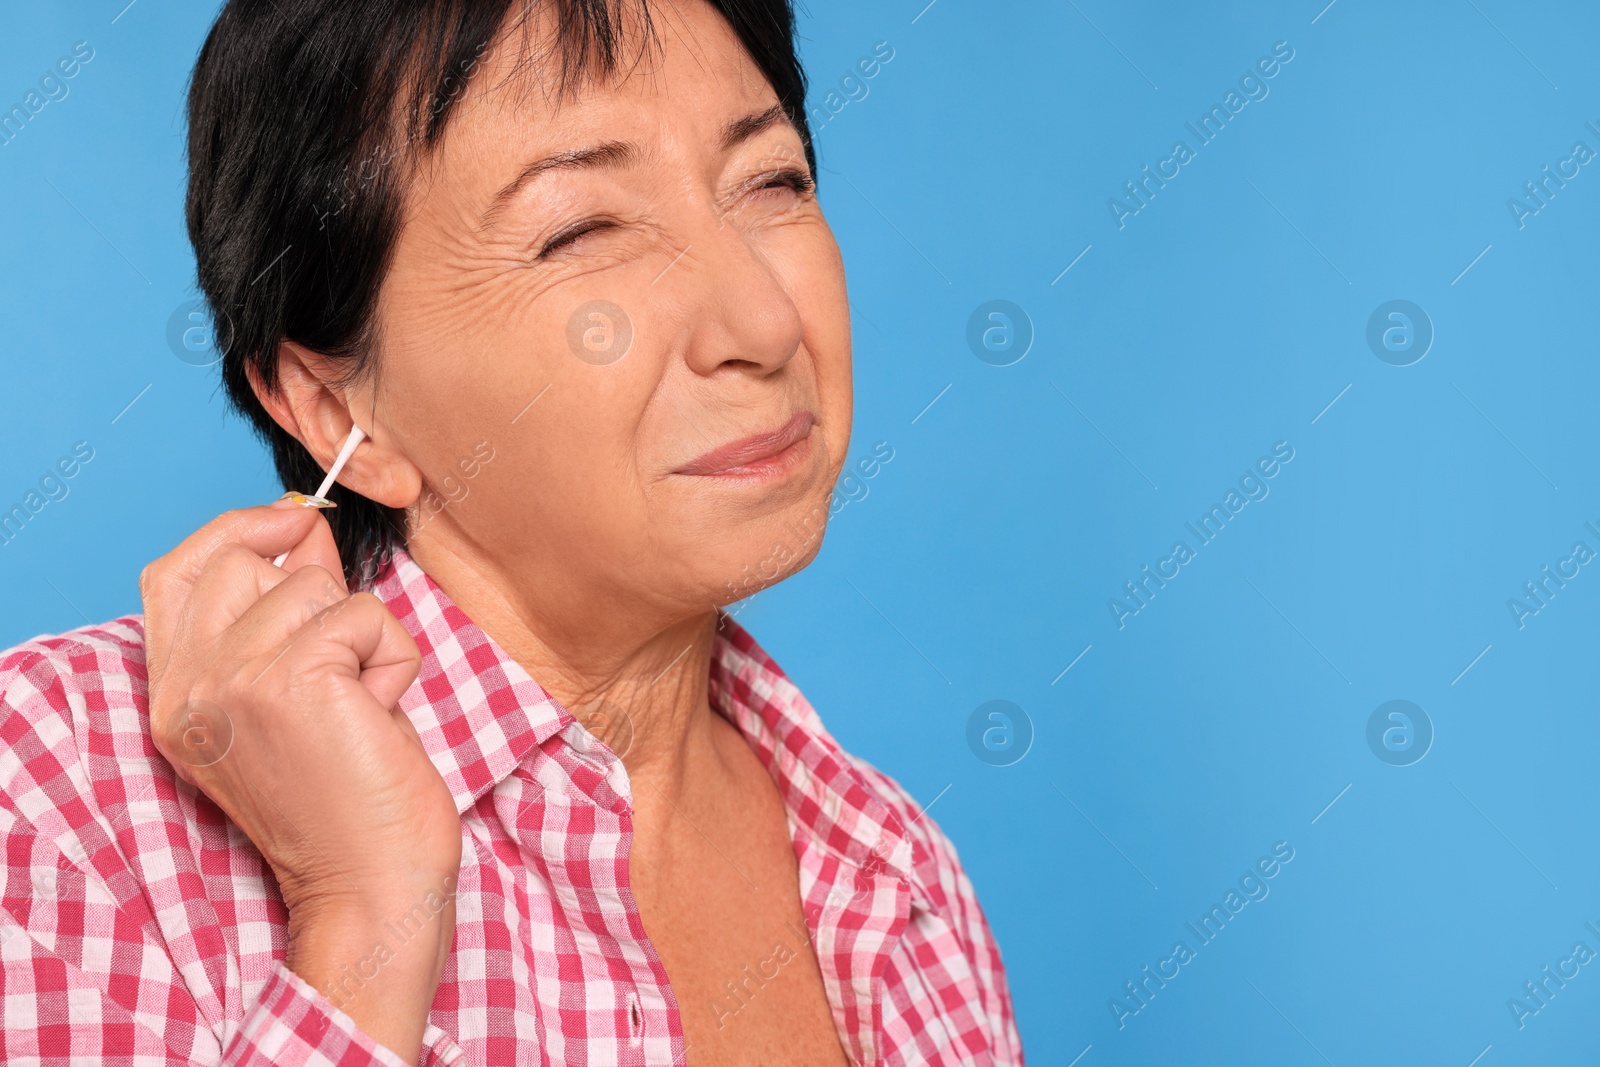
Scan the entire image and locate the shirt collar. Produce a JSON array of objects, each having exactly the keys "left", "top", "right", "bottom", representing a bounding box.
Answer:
[
  {"left": 370, "top": 546, "right": 572, "bottom": 813},
  {"left": 369, "top": 547, "right": 917, "bottom": 890}
]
